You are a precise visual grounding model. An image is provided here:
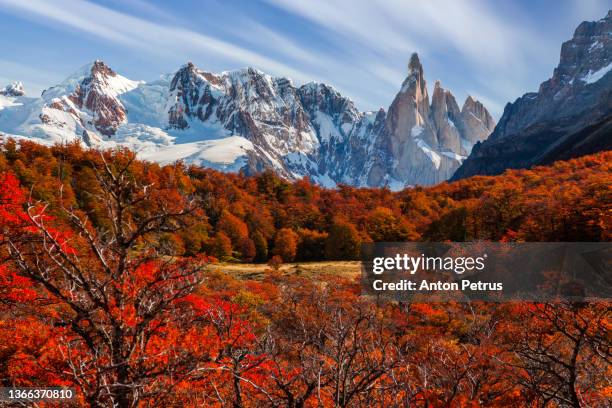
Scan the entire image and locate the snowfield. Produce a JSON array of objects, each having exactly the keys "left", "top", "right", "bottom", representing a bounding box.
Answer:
[{"left": 140, "top": 136, "right": 254, "bottom": 171}]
